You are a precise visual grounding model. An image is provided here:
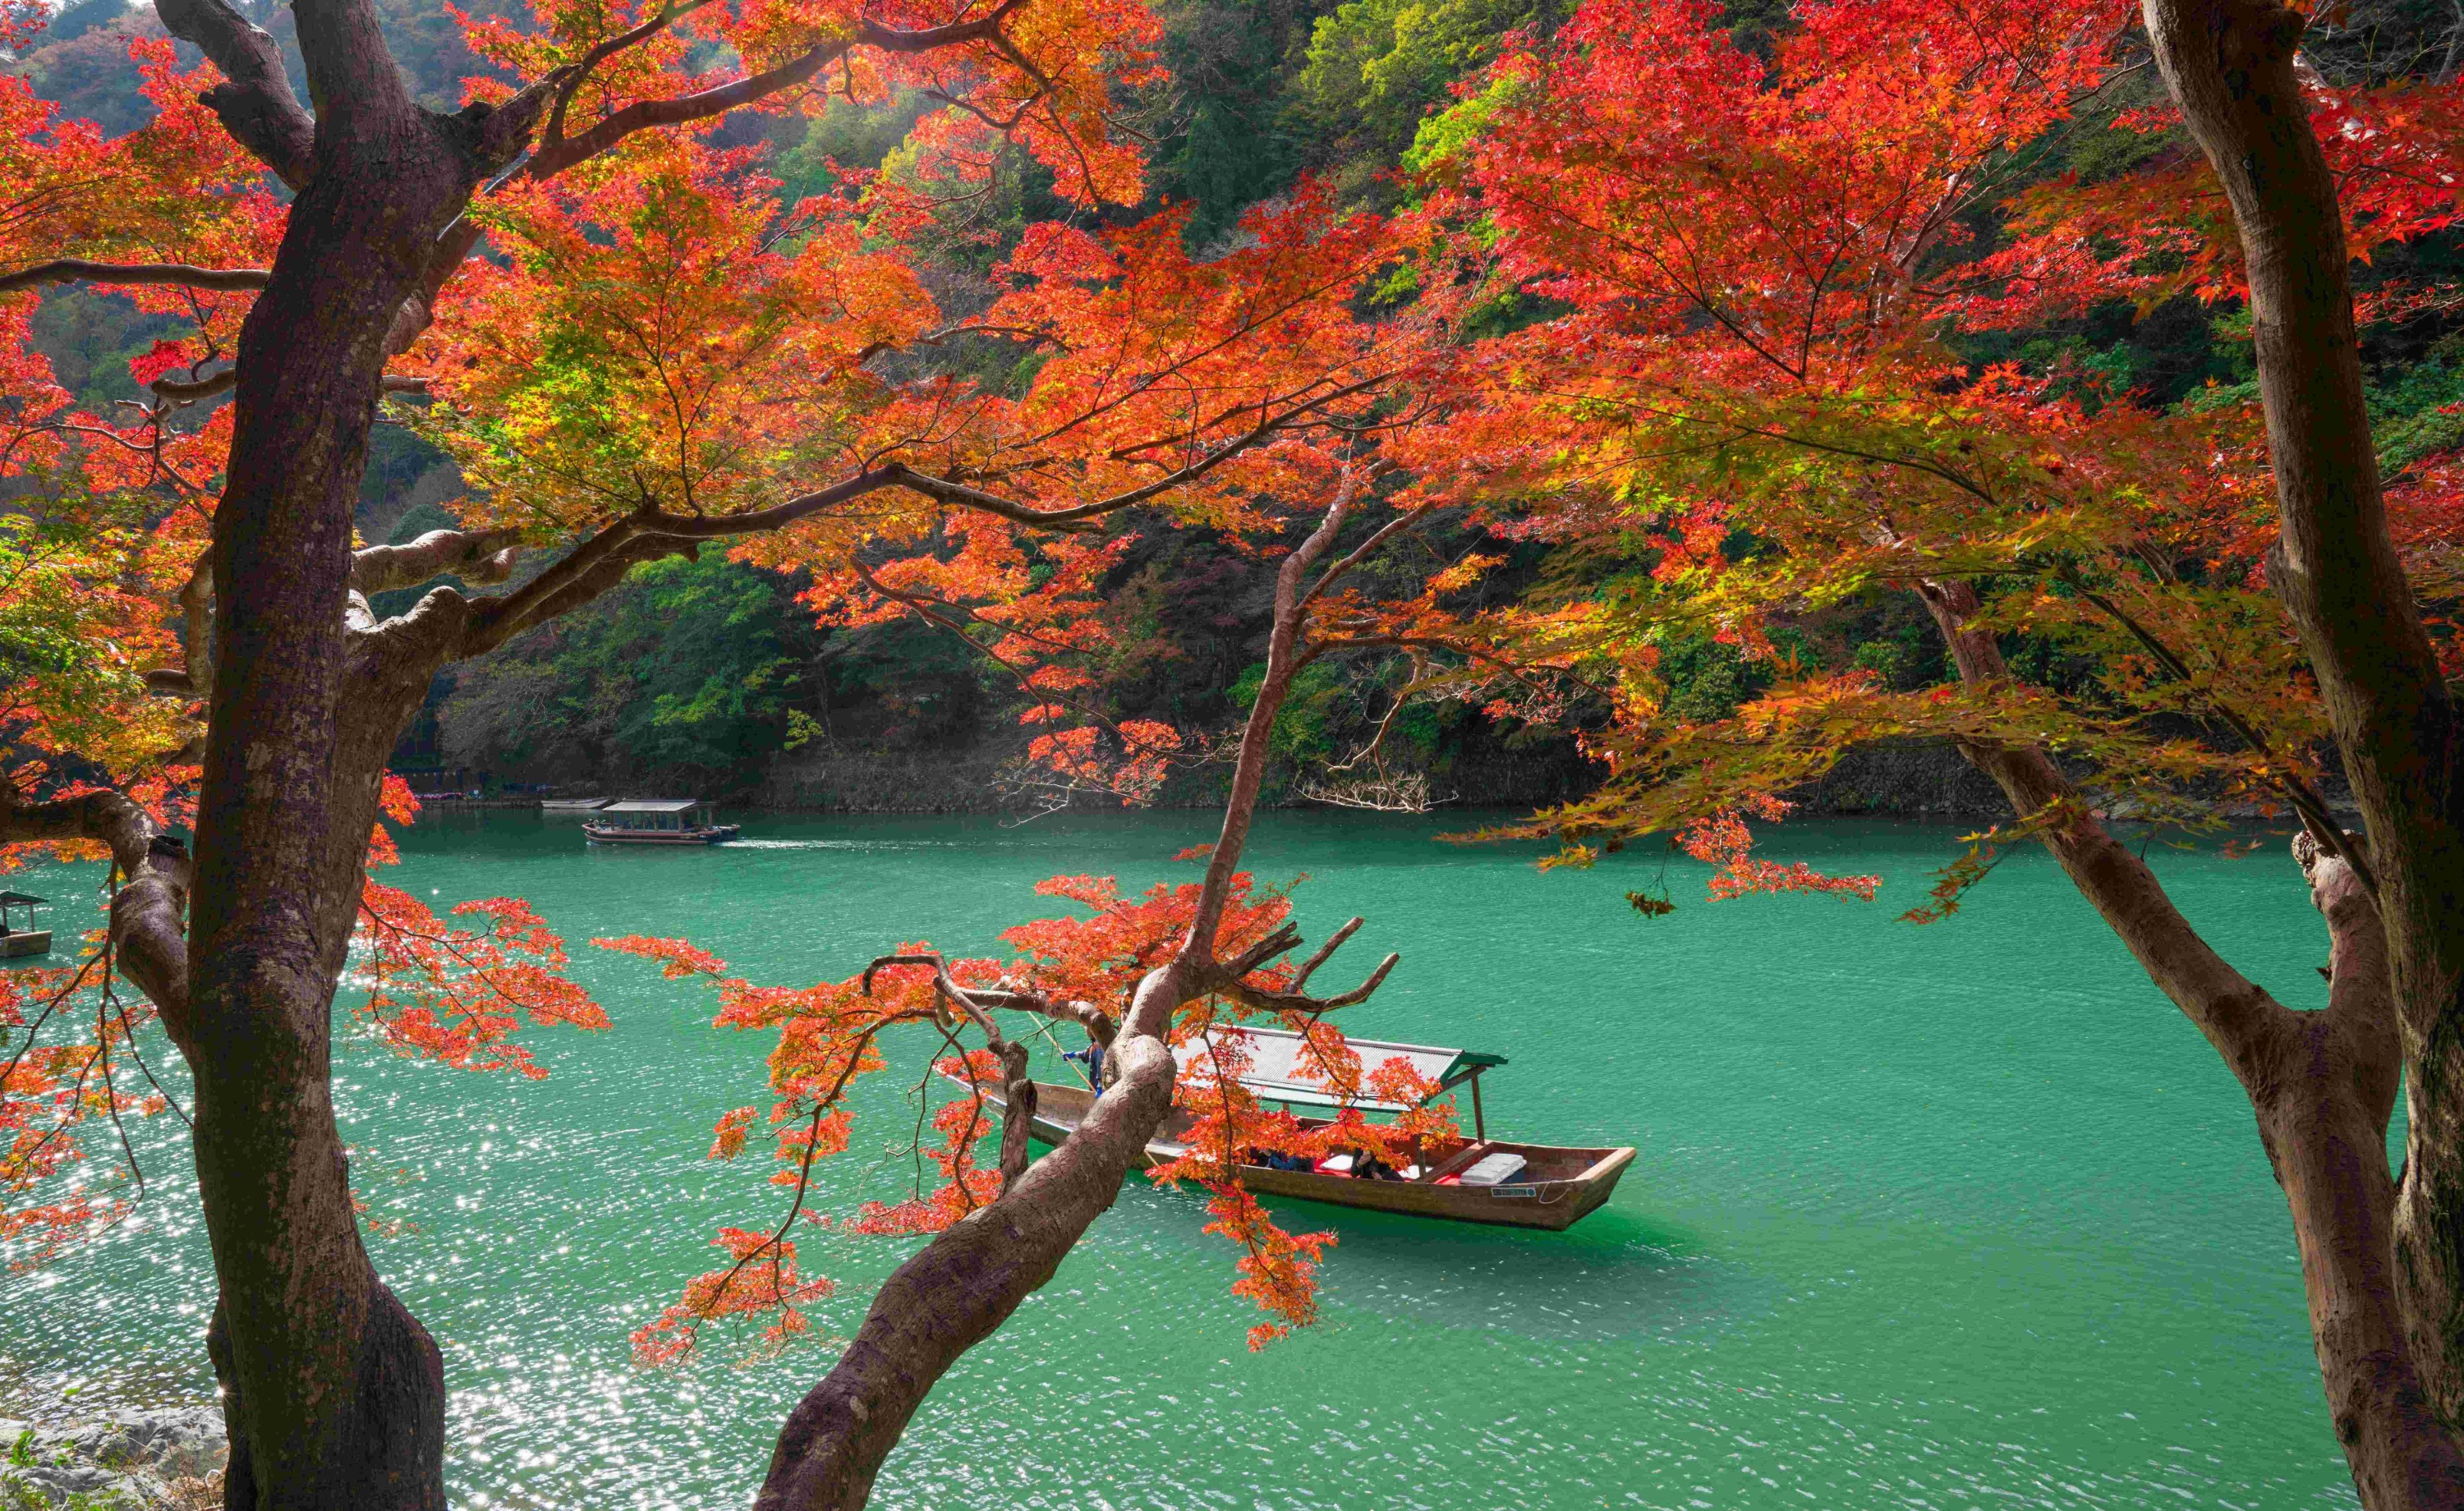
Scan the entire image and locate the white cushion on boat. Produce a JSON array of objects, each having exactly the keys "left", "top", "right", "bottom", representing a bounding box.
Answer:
[
  {"left": 1318, "top": 1154, "right": 1355, "bottom": 1174},
  {"left": 1458, "top": 1152, "right": 1528, "bottom": 1187}
]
